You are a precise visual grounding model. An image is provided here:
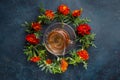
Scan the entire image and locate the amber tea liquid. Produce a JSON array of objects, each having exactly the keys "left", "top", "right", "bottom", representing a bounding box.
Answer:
[{"left": 46, "top": 28, "right": 70, "bottom": 55}]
